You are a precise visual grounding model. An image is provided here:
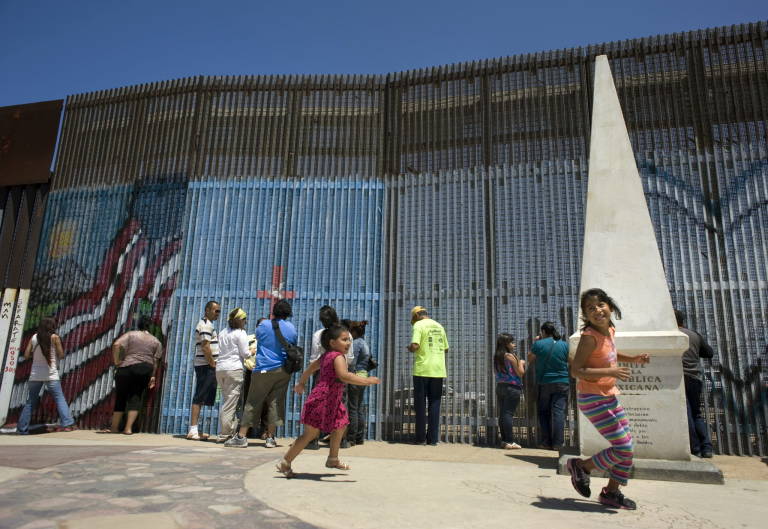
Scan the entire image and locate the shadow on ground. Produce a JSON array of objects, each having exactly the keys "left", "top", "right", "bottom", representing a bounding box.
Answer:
[
  {"left": 275, "top": 472, "right": 356, "bottom": 482},
  {"left": 531, "top": 496, "right": 618, "bottom": 513},
  {"left": 504, "top": 454, "right": 559, "bottom": 469}
]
